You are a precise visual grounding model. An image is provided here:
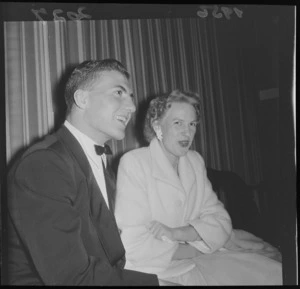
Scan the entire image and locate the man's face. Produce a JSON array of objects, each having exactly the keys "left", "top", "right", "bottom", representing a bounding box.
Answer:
[{"left": 83, "top": 70, "right": 136, "bottom": 143}]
